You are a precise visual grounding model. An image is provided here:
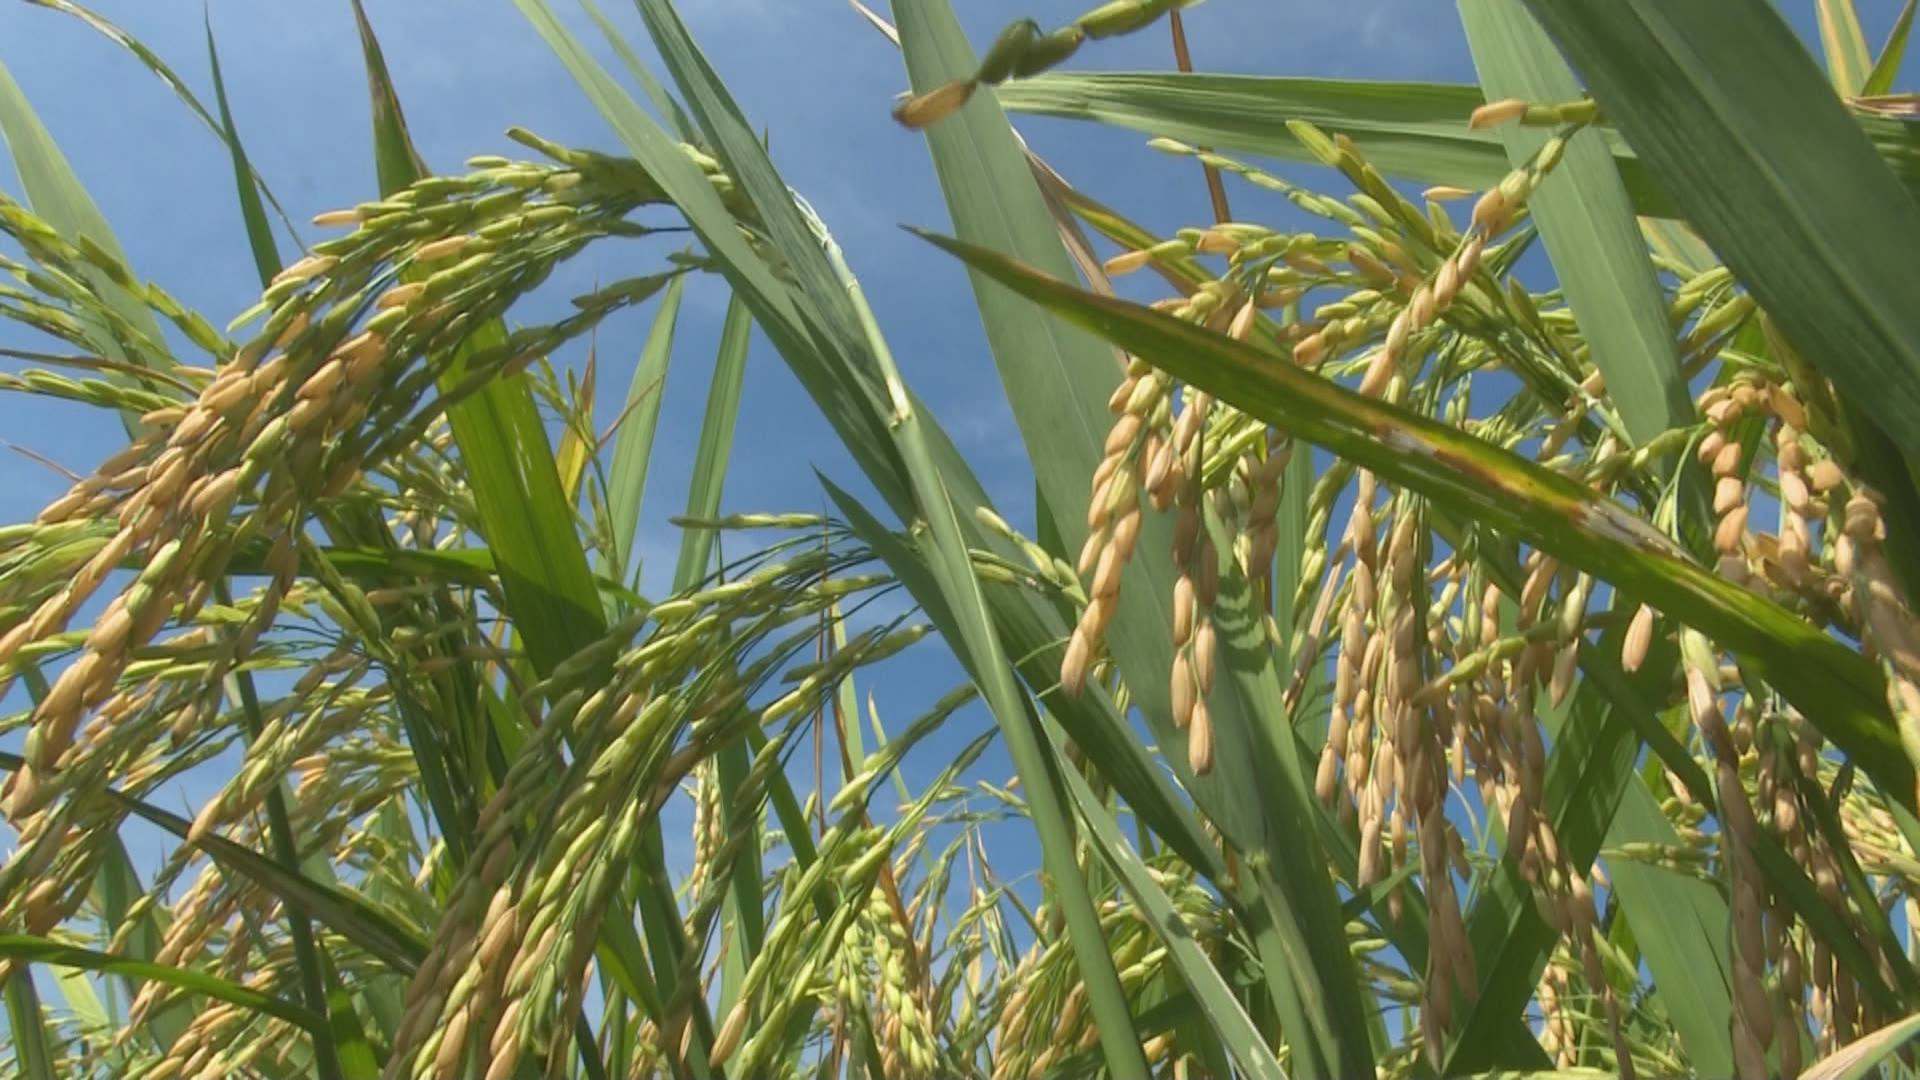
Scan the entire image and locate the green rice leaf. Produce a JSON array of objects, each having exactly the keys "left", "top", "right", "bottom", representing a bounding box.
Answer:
[
  {"left": 205, "top": 10, "right": 282, "bottom": 288},
  {"left": 607, "top": 273, "right": 686, "bottom": 581},
  {"left": 1052, "top": 722, "right": 1287, "bottom": 1080},
  {"left": 0, "top": 934, "right": 325, "bottom": 1033},
  {"left": 1459, "top": 0, "right": 1692, "bottom": 445},
  {"left": 0, "top": 59, "right": 171, "bottom": 376},
  {"left": 995, "top": 71, "right": 1920, "bottom": 219},
  {"left": 1817, "top": 0, "right": 1873, "bottom": 94},
  {"left": 669, "top": 293, "right": 750, "bottom": 591},
  {"left": 1863, "top": 0, "right": 1918, "bottom": 97},
  {"left": 891, "top": 4, "right": 1372, "bottom": 1072},
  {"left": 3, "top": 970, "right": 57, "bottom": 1080},
  {"left": 917, "top": 231, "right": 1908, "bottom": 810},
  {"left": 1514, "top": 0, "right": 1920, "bottom": 465}
]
